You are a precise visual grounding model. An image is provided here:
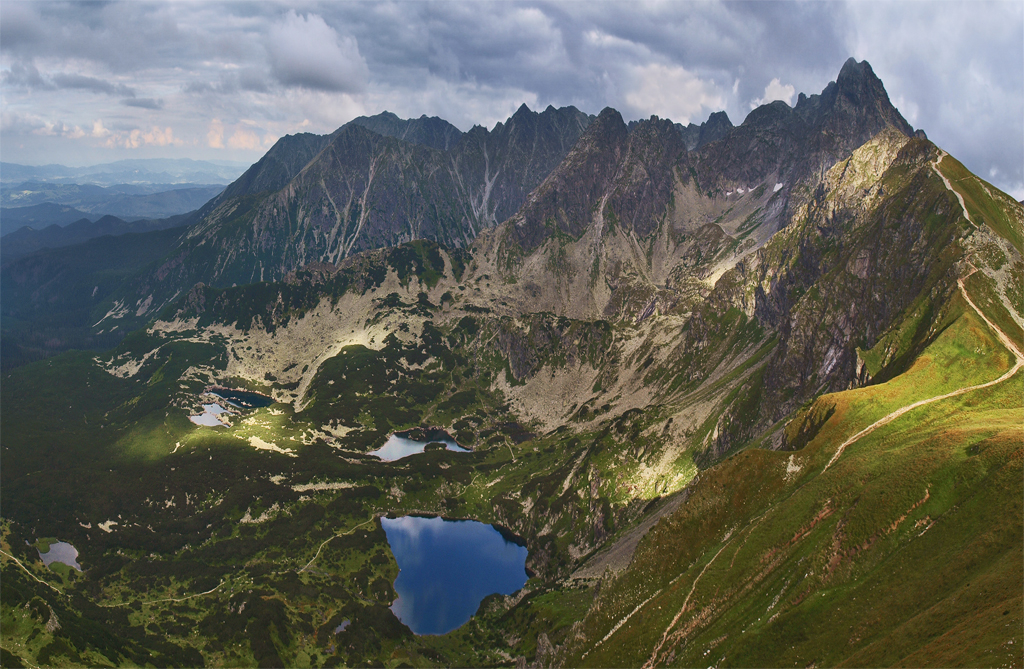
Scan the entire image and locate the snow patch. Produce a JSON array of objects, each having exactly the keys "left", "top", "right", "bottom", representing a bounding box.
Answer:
[
  {"left": 774, "top": 182, "right": 783, "bottom": 192},
  {"left": 98, "top": 520, "right": 118, "bottom": 533}
]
